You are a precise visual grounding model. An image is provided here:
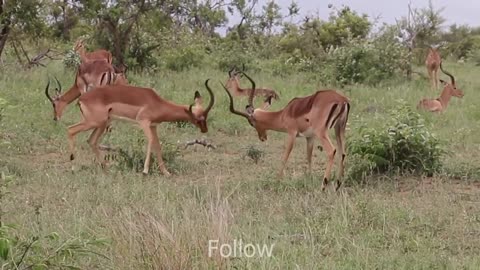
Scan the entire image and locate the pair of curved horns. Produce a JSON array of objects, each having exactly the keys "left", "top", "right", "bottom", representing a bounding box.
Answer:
[
  {"left": 228, "top": 64, "right": 246, "bottom": 77},
  {"left": 45, "top": 76, "right": 62, "bottom": 103},
  {"left": 439, "top": 62, "right": 455, "bottom": 86}
]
